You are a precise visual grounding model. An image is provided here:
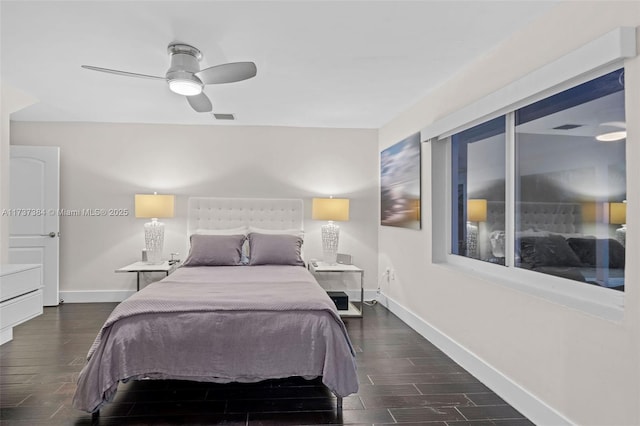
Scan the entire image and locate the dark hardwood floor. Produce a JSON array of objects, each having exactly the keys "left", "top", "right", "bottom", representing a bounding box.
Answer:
[{"left": 0, "top": 302, "right": 533, "bottom": 425}]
